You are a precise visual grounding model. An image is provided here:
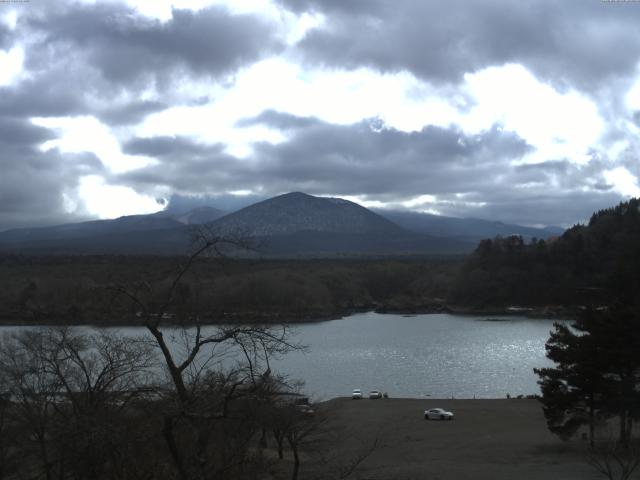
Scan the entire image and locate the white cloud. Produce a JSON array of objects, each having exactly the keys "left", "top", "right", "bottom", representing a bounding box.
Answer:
[
  {"left": 459, "top": 64, "right": 604, "bottom": 165},
  {"left": 76, "top": 175, "right": 164, "bottom": 219},
  {"left": 625, "top": 75, "right": 640, "bottom": 111},
  {"left": 32, "top": 116, "right": 155, "bottom": 173},
  {"left": 339, "top": 195, "right": 387, "bottom": 210},
  {"left": 402, "top": 194, "right": 438, "bottom": 209},
  {"left": 1, "top": 9, "right": 18, "bottom": 30},
  {"left": 139, "top": 60, "right": 607, "bottom": 169},
  {"left": 0, "top": 46, "right": 24, "bottom": 86},
  {"left": 138, "top": 57, "right": 459, "bottom": 158},
  {"left": 603, "top": 166, "right": 640, "bottom": 197},
  {"left": 285, "top": 11, "right": 325, "bottom": 45}
]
